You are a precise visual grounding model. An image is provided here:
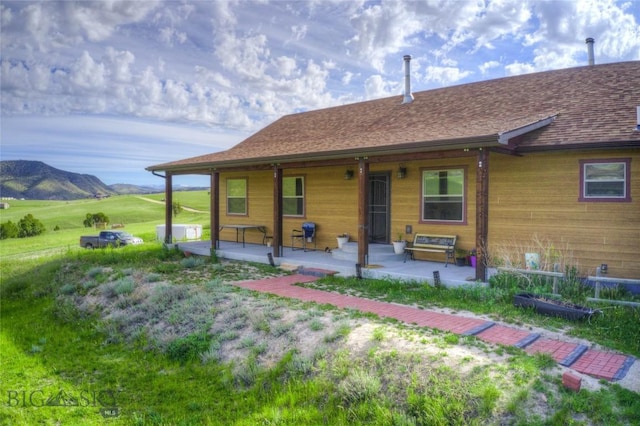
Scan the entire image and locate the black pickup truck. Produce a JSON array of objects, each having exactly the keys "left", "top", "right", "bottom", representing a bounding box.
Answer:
[{"left": 80, "top": 231, "right": 143, "bottom": 249}]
